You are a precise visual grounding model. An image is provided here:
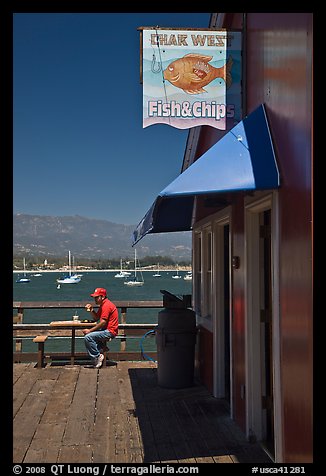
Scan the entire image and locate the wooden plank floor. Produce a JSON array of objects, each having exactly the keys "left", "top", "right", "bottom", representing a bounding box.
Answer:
[{"left": 13, "top": 362, "right": 272, "bottom": 464}]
